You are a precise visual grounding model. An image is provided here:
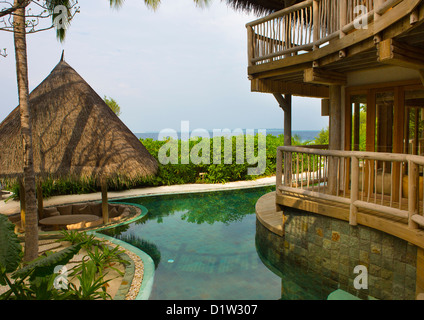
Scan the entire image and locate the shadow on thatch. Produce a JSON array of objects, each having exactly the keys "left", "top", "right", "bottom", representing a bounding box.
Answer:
[
  {"left": 225, "top": 0, "right": 302, "bottom": 15},
  {"left": 0, "top": 58, "right": 158, "bottom": 185}
]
